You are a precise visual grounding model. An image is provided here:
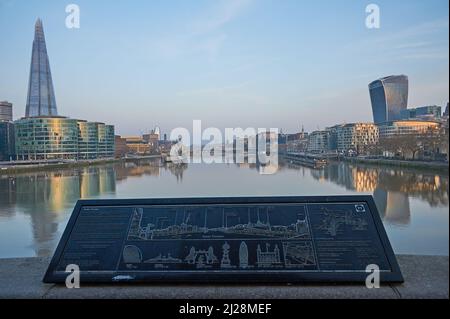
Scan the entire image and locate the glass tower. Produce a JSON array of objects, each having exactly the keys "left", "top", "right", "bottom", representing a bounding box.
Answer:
[
  {"left": 369, "top": 75, "right": 408, "bottom": 124},
  {"left": 25, "top": 19, "right": 58, "bottom": 117}
]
